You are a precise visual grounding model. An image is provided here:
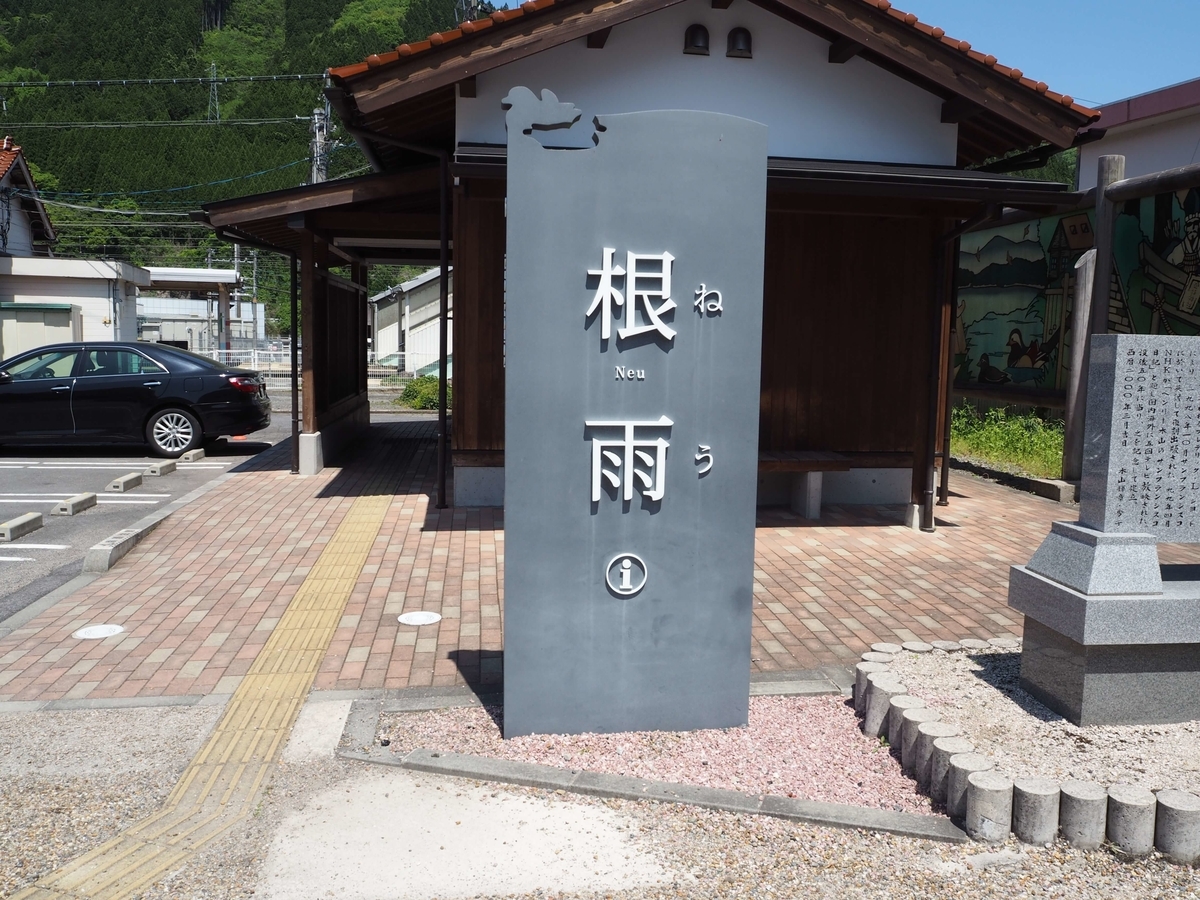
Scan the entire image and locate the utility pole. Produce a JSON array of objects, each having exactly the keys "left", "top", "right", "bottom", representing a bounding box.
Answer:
[
  {"left": 207, "top": 62, "right": 220, "bottom": 123},
  {"left": 454, "top": 0, "right": 481, "bottom": 22},
  {"left": 309, "top": 104, "right": 328, "bottom": 184},
  {"left": 251, "top": 250, "right": 259, "bottom": 348}
]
